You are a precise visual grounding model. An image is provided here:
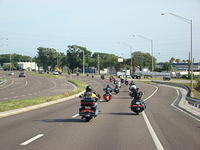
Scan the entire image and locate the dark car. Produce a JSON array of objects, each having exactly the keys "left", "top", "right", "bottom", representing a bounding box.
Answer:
[
  {"left": 19, "top": 72, "right": 26, "bottom": 77},
  {"left": 131, "top": 73, "right": 141, "bottom": 79},
  {"left": 163, "top": 76, "right": 171, "bottom": 81}
]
